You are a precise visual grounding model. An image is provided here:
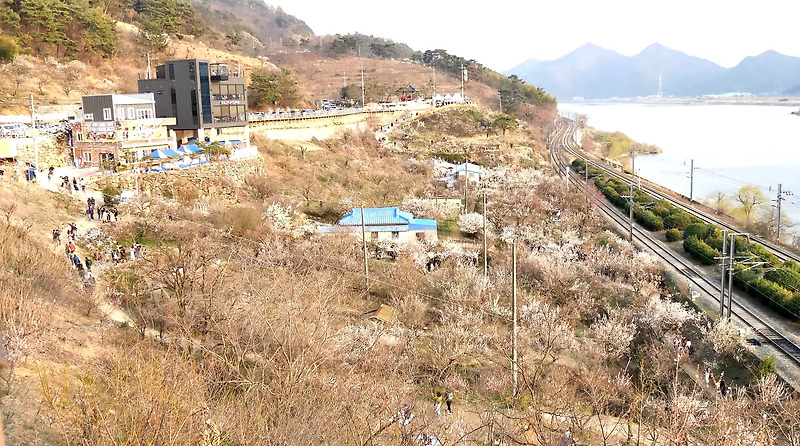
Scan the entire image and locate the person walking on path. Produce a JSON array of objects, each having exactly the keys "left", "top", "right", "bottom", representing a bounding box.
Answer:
[
  {"left": 84, "top": 256, "right": 93, "bottom": 272},
  {"left": 433, "top": 393, "right": 443, "bottom": 417},
  {"left": 72, "top": 254, "right": 82, "bottom": 270},
  {"left": 704, "top": 367, "right": 711, "bottom": 388},
  {"left": 445, "top": 391, "right": 453, "bottom": 414}
]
